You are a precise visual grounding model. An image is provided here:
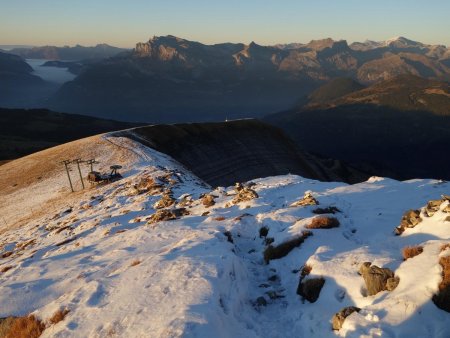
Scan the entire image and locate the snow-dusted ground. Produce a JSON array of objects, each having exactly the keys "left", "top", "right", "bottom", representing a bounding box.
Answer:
[{"left": 0, "top": 134, "right": 449, "bottom": 337}]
